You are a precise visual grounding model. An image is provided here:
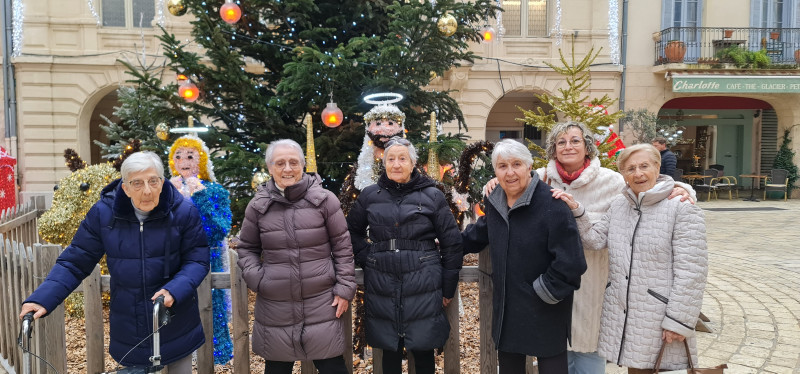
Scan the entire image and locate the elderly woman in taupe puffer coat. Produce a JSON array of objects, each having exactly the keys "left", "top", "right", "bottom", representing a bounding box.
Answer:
[
  {"left": 555, "top": 143, "right": 707, "bottom": 374},
  {"left": 237, "top": 139, "right": 356, "bottom": 374}
]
